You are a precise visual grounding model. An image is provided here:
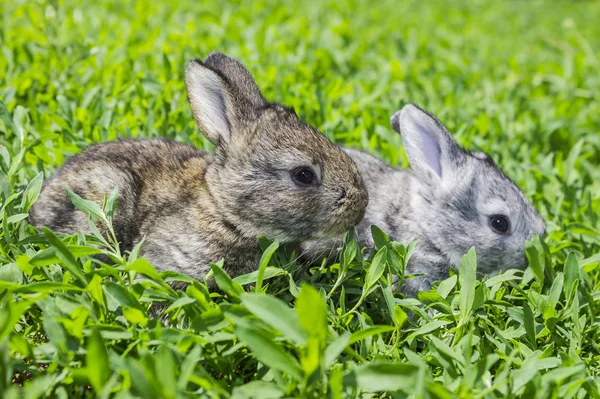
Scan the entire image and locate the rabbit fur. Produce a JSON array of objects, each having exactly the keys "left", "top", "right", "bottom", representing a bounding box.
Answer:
[
  {"left": 30, "top": 52, "right": 369, "bottom": 282},
  {"left": 303, "top": 104, "right": 546, "bottom": 297}
]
